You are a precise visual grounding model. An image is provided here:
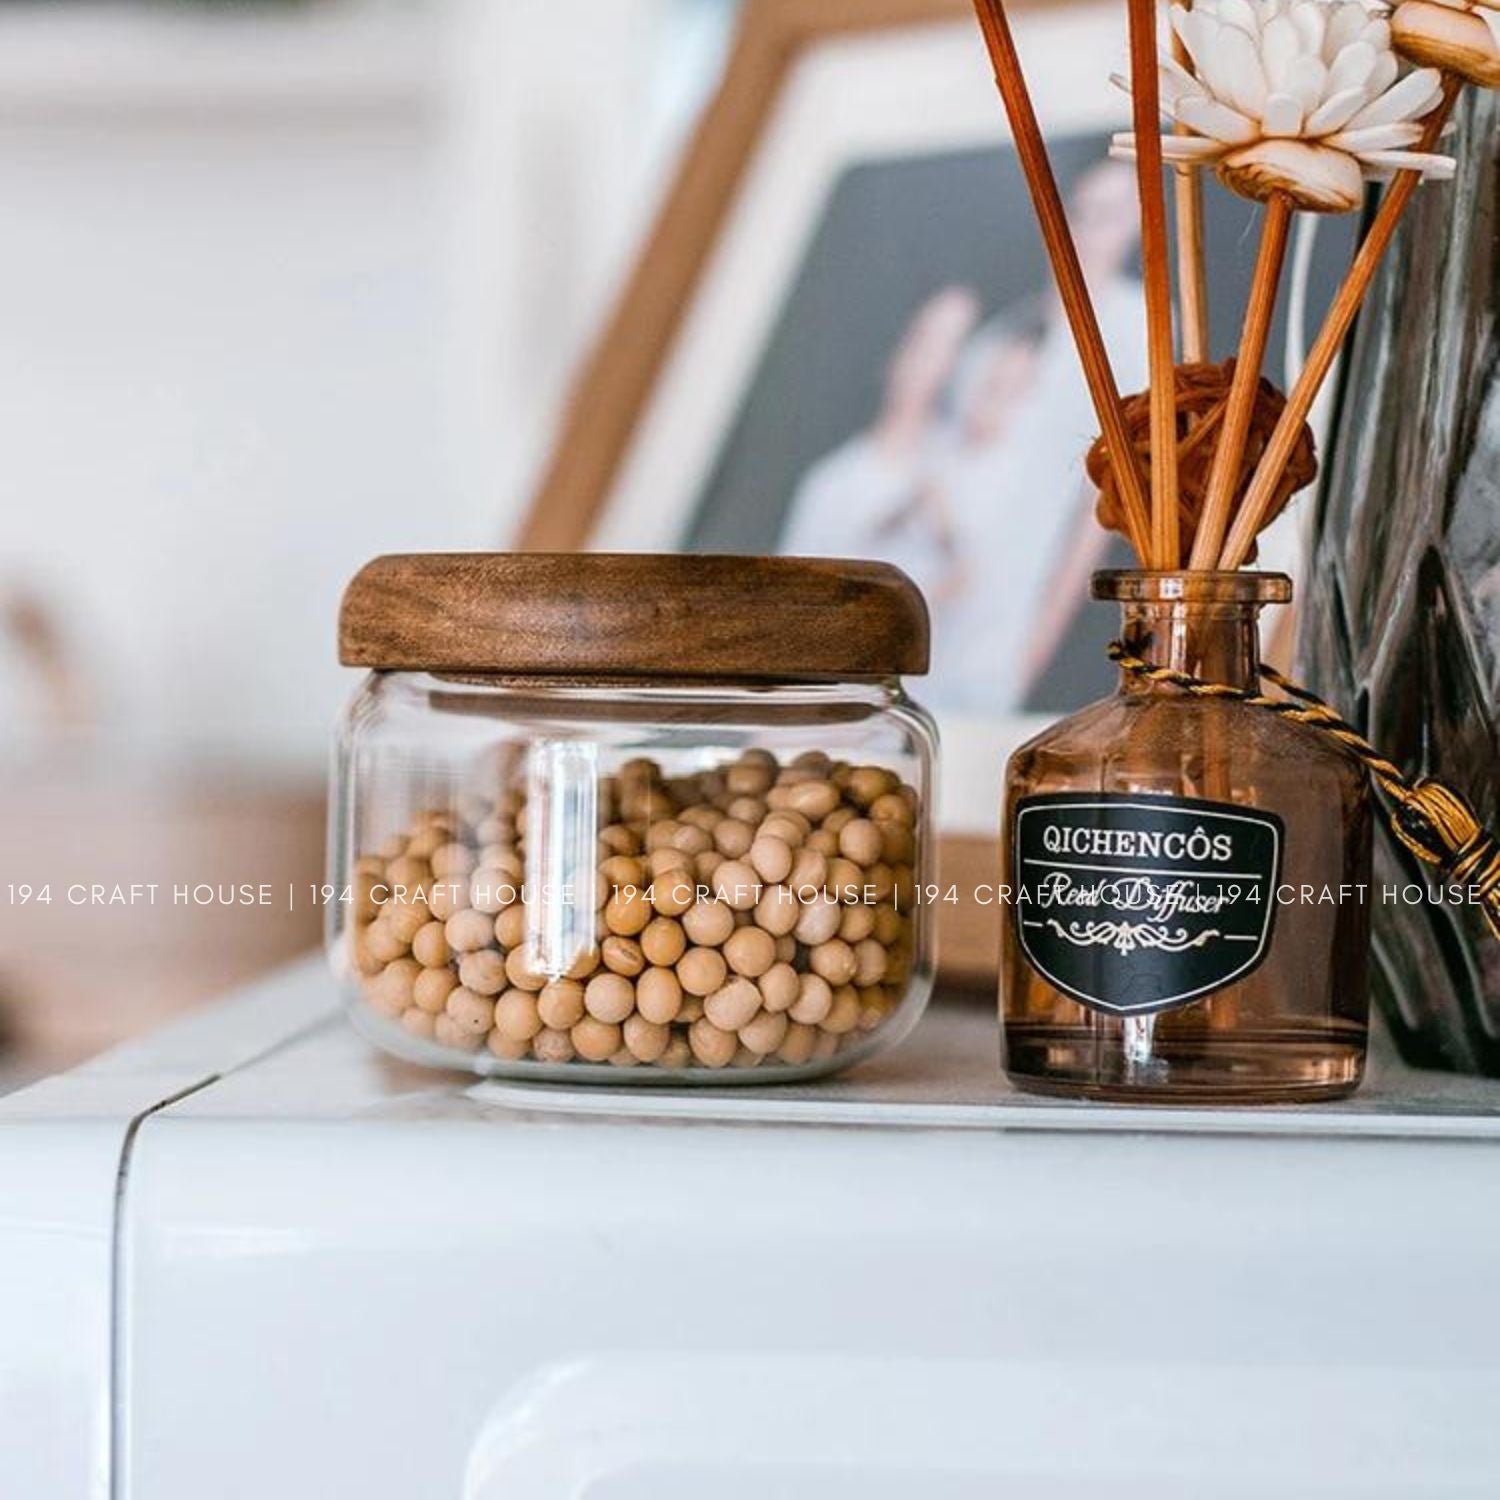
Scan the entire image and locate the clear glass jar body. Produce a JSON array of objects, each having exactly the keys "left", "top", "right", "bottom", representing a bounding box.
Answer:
[
  {"left": 1001, "top": 572, "right": 1372, "bottom": 1102},
  {"left": 329, "top": 672, "right": 936, "bottom": 1082}
]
